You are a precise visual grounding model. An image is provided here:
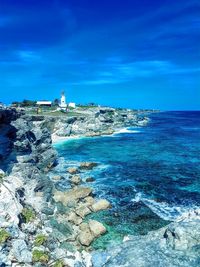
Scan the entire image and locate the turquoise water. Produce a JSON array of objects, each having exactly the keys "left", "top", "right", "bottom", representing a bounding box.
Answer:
[{"left": 54, "top": 111, "right": 200, "bottom": 248}]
